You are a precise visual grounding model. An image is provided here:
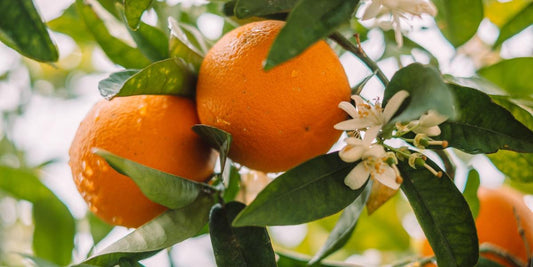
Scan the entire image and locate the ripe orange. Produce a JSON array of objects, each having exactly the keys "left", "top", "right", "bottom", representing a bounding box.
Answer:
[
  {"left": 69, "top": 95, "right": 217, "bottom": 228},
  {"left": 196, "top": 20, "right": 351, "bottom": 173},
  {"left": 422, "top": 187, "right": 533, "bottom": 266}
]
